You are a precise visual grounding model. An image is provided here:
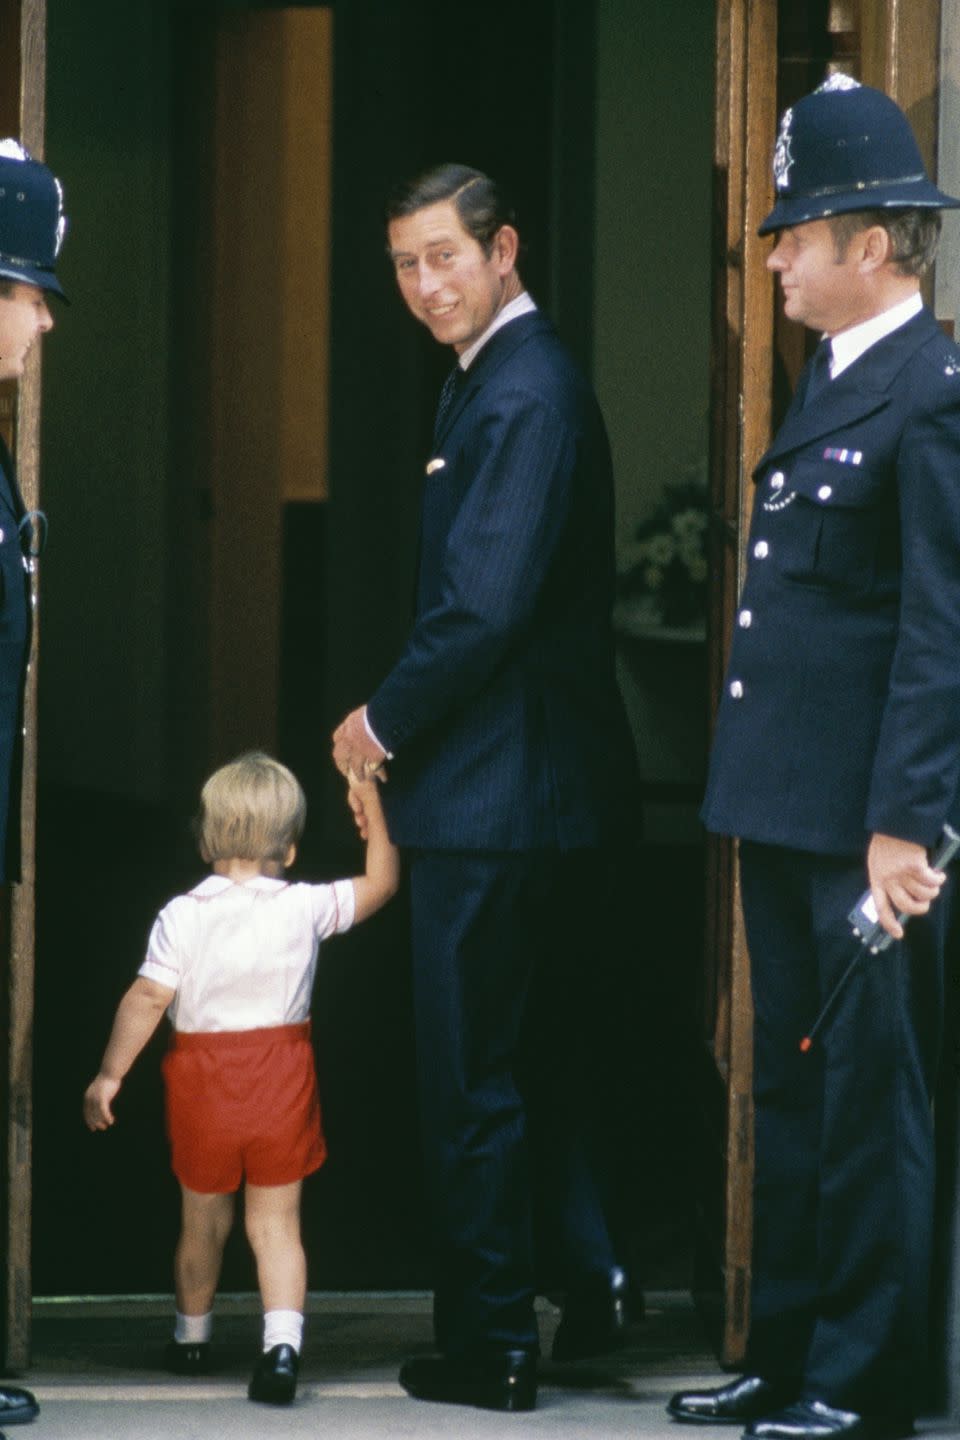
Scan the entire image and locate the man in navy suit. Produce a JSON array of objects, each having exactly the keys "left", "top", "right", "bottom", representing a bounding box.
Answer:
[
  {"left": 669, "top": 80, "right": 960, "bottom": 1440},
  {"left": 333, "top": 163, "right": 635, "bottom": 1411}
]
